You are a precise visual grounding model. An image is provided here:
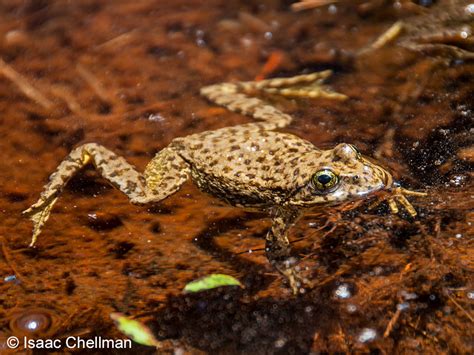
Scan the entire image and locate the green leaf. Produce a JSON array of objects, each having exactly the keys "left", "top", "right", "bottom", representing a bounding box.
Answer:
[
  {"left": 183, "top": 273, "right": 243, "bottom": 293},
  {"left": 110, "top": 312, "right": 161, "bottom": 348}
]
